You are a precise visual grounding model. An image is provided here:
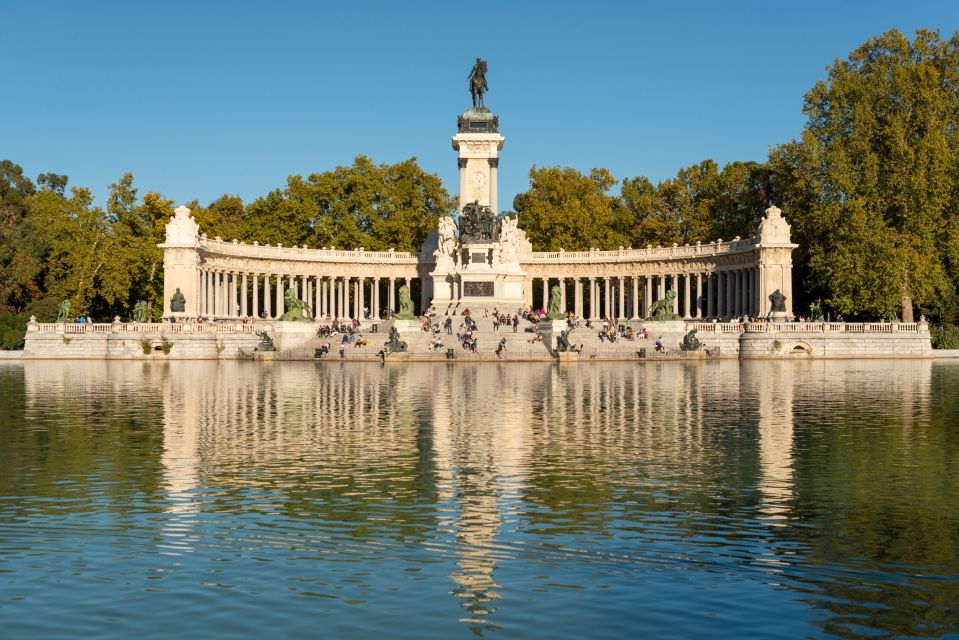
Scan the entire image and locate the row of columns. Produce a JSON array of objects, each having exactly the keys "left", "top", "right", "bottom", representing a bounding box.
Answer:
[
  {"left": 532, "top": 268, "right": 763, "bottom": 320},
  {"left": 197, "top": 271, "right": 416, "bottom": 320}
]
